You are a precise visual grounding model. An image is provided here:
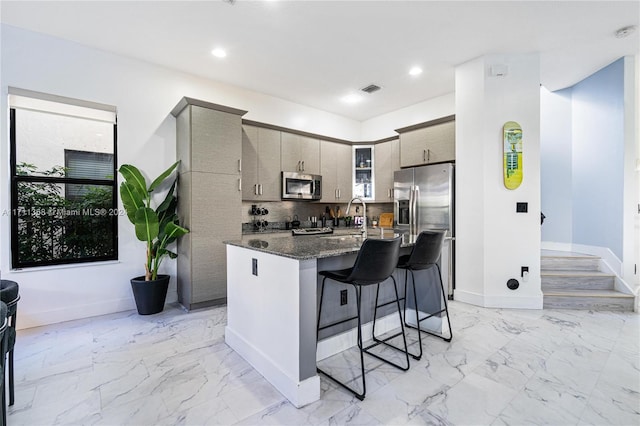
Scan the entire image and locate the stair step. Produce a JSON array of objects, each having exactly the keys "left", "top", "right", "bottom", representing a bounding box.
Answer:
[
  {"left": 543, "top": 289, "right": 635, "bottom": 311},
  {"left": 541, "top": 270, "right": 615, "bottom": 291},
  {"left": 541, "top": 254, "right": 600, "bottom": 271}
]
